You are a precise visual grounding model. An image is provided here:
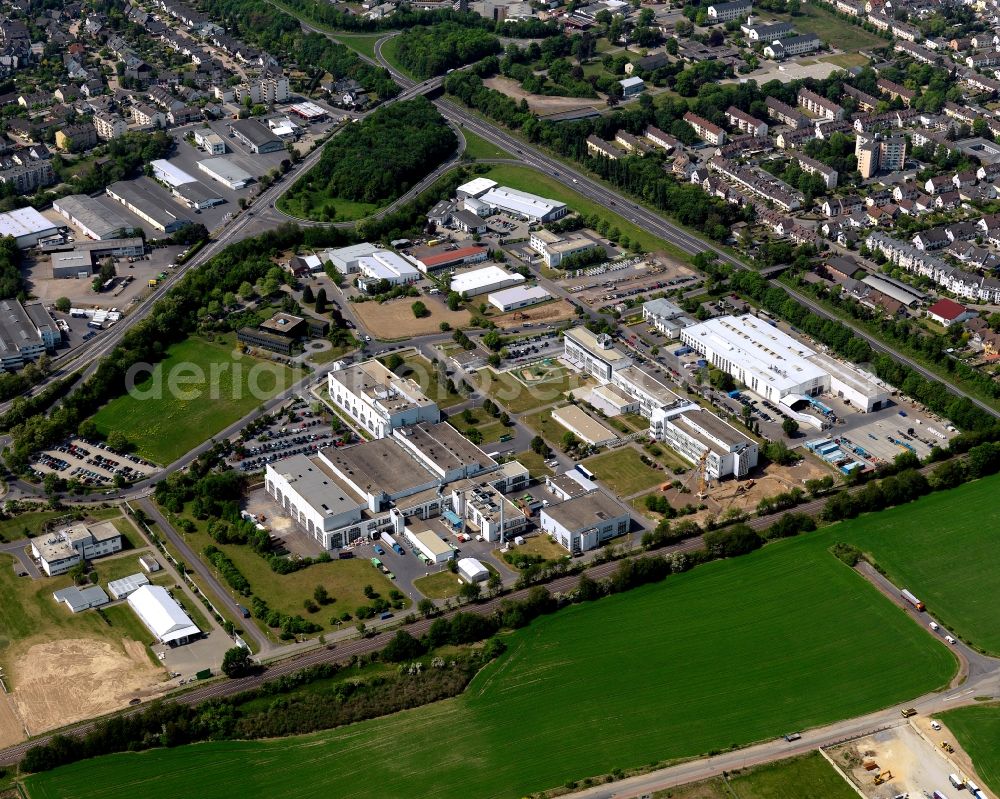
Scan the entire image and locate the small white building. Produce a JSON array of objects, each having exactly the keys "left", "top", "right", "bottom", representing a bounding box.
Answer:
[
  {"left": 540, "top": 491, "right": 631, "bottom": 555},
  {"left": 194, "top": 128, "right": 226, "bottom": 154},
  {"left": 450, "top": 265, "right": 525, "bottom": 297},
  {"left": 620, "top": 76, "right": 645, "bottom": 98},
  {"left": 404, "top": 528, "right": 454, "bottom": 564},
  {"left": 488, "top": 284, "right": 552, "bottom": 312},
  {"left": 457, "top": 557, "right": 489, "bottom": 583},
  {"left": 139, "top": 555, "right": 161, "bottom": 573},
  {"left": 108, "top": 572, "right": 150, "bottom": 600},
  {"left": 127, "top": 585, "right": 201, "bottom": 646},
  {"left": 53, "top": 585, "right": 110, "bottom": 613}
]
